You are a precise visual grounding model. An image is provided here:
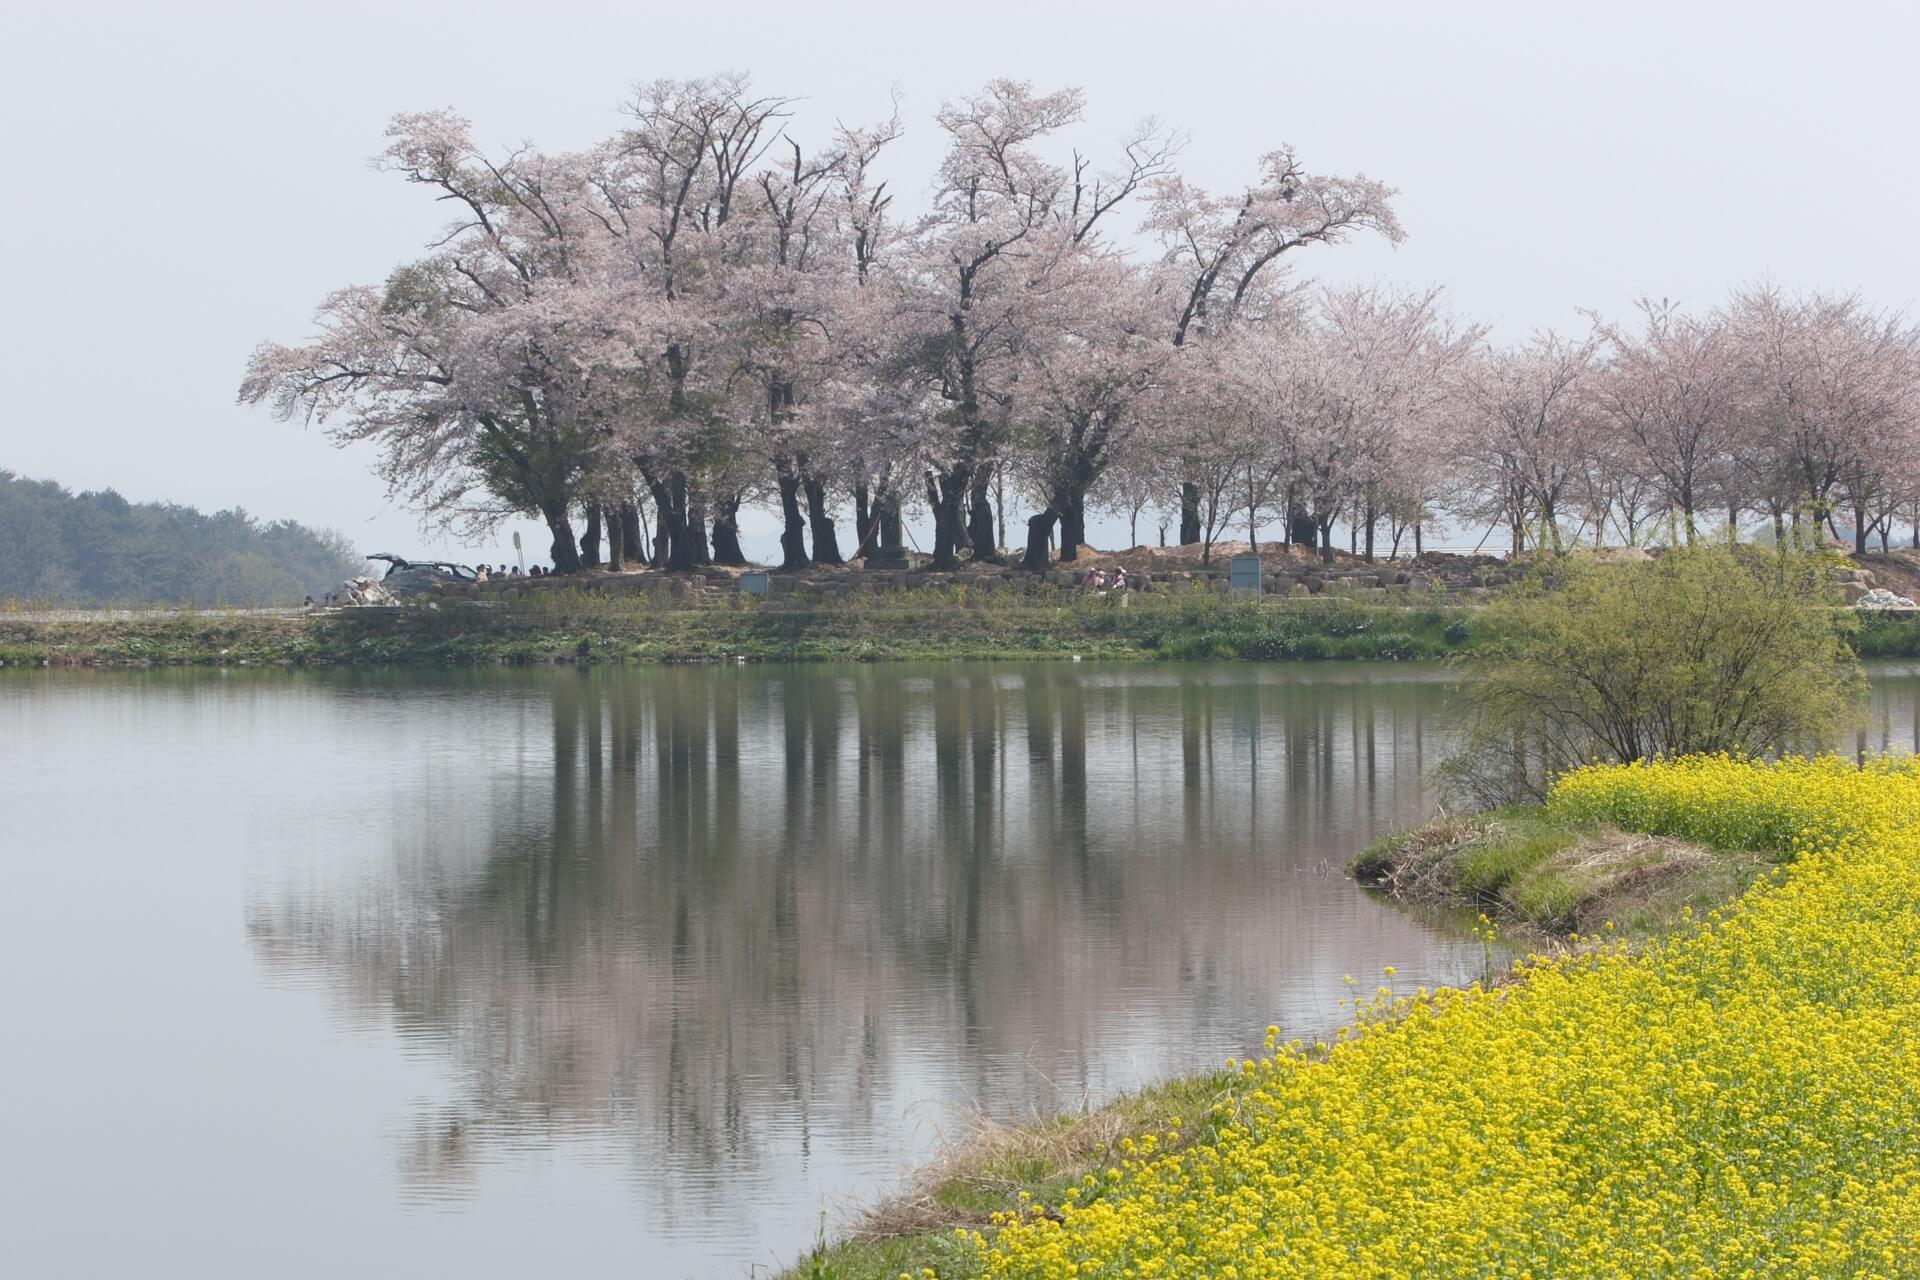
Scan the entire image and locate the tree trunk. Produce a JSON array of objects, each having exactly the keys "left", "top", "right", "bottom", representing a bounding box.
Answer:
[
  {"left": 803, "top": 474, "right": 844, "bottom": 565},
  {"left": 1317, "top": 518, "right": 1336, "bottom": 564},
  {"left": 1414, "top": 521, "right": 1423, "bottom": 557},
  {"left": 540, "top": 499, "right": 583, "bottom": 574},
  {"left": 711, "top": 492, "right": 748, "bottom": 566},
  {"left": 928, "top": 468, "right": 968, "bottom": 570},
  {"left": 995, "top": 468, "right": 1008, "bottom": 554},
  {"left": 774, "top": 458, "right": 810, "bottom": 569},
  {"left": 853, "top": 481, "right": 873, "bottom": 558},
  {"left": 1286, "top": 507, "right": 1317, "bottom": 549},
  {"left": 878, "top": 492, "right": 904, "bottom": 556},
  {"left": 619, "top": 503, "right": 646, "bottom": 568},
  {"left": 1059, "top": 490, "right": 1087, "bottom": 562},
  {"left": 689, "top": 491, "right": 712, "bottom": 566},
  {"left": 1179, "top": 481, "right": 1201, "bottom": 544},
  {"left": 966, "top": 464, "right": 998, "bottom": 561},
  {"left": 1363, "top": 504, "right": 1376, "bottom": 563},
  {"left": 1246, "top": 466, "right": 1259, "bottom": 552},
  {"left": 606, "top": 505, "right": 626, "bottom": 571},
  {"left": 1022, "top": 509, "right": 1058, "bottom": 572},
  {"left": 579, "top": 504, "right": 603, "bottom": 568},
  {"left": 643, "top": 471, "right": 695, "bottom": 573}
]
